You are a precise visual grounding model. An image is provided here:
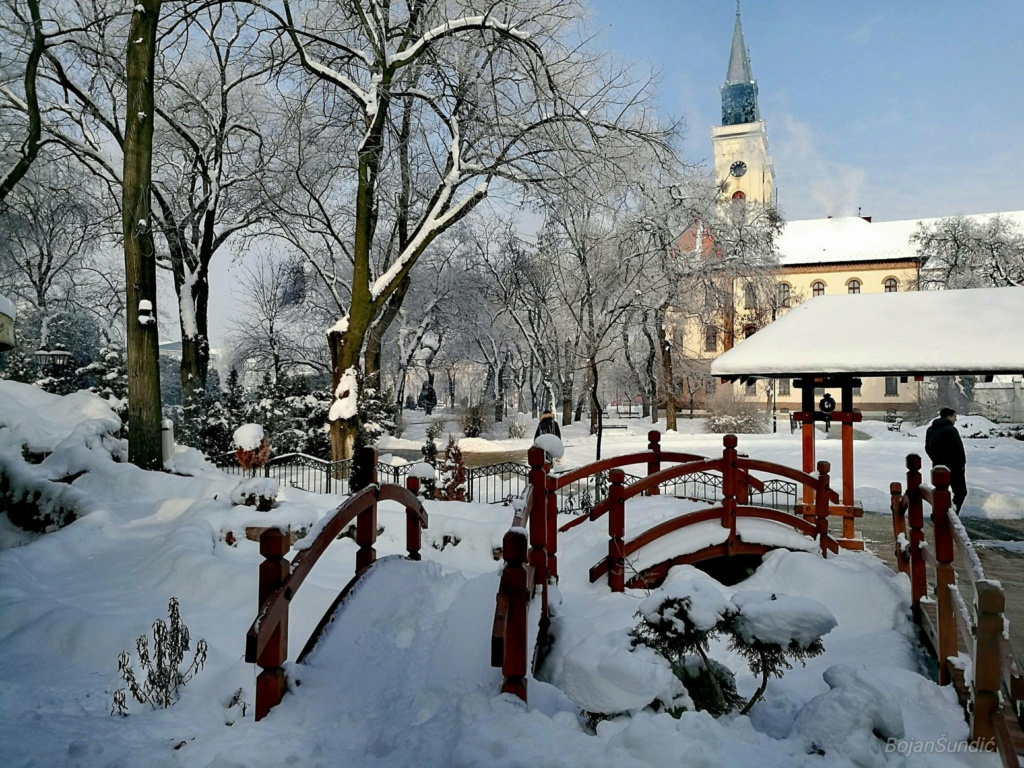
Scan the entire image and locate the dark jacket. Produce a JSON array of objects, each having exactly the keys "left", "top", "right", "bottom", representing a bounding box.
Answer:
[
  {"left": 925, "top": 417, "right": 966, "bottom": 469},
  {"left": 535, "top": 416, "right": 561, "bottom": 439}
]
